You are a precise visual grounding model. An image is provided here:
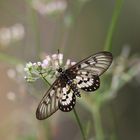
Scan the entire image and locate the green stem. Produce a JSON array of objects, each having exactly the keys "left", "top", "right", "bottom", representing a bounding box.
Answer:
[
  {"left": 25, "top": 0, "right": 41, "bottom": 59},
  {"left": 104, "top": 0, "right": 124, "bottom": 51},
  {"left": 32, "top": 10, "right": 41, "bottom": 58},
  {"left": 108, "top": 103, "right": 119, "bottom": 140},
  {"left": 0, "top": 52, "right": 24, "bottom": 65},
  {"left": 40, "top": 73, "right": 51, "bottom": 86},
  {"left": 51, "top": 19, "right": 63, "bottom": 52},
  {"left": 92, "top": 104, "right": 104, "bottom": 140},
  {"left": 73, "top": 108, "right": 86, "bottom": 140}
]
